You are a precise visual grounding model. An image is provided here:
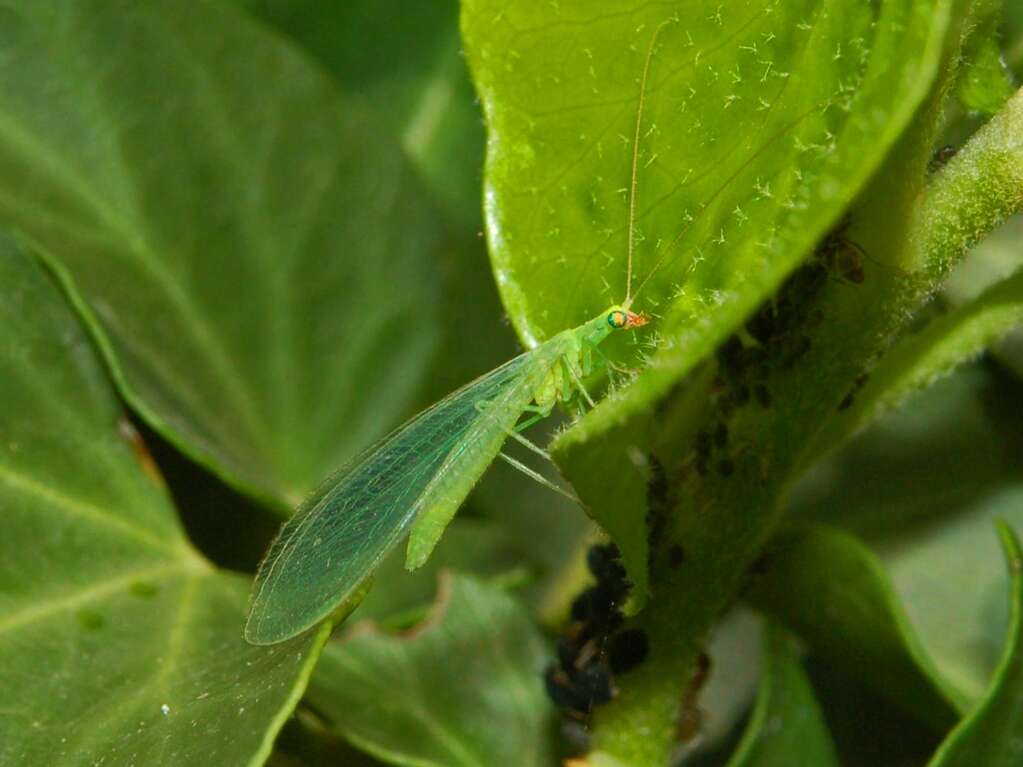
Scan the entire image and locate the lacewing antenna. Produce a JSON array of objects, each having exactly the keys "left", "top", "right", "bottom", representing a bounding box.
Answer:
[{"left": 625, "top": 19, "right": 674, "bottom": 310}]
